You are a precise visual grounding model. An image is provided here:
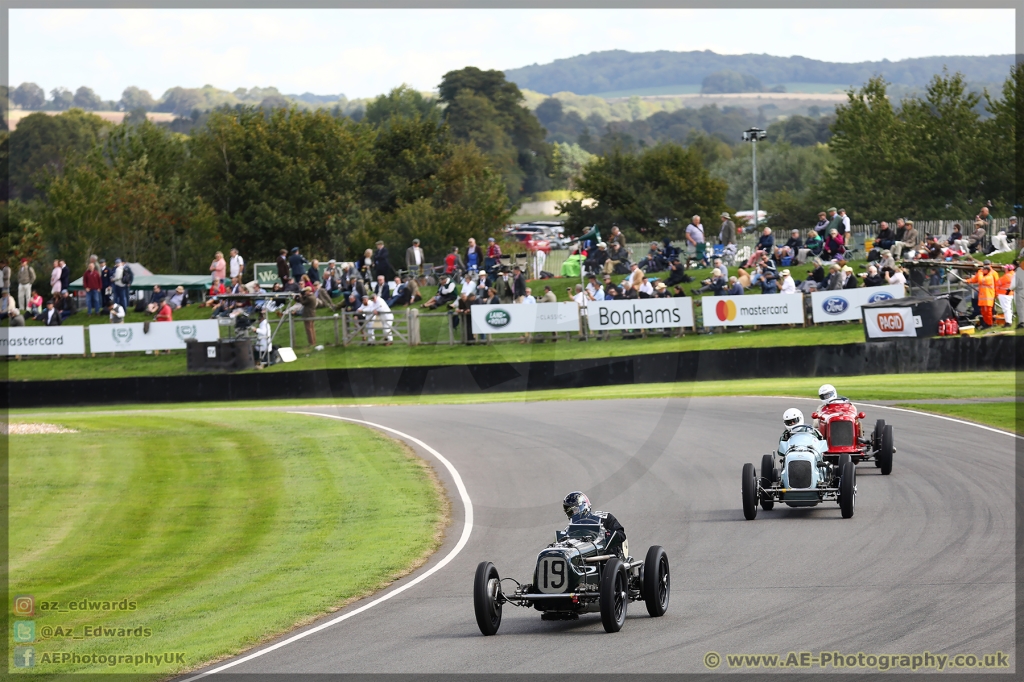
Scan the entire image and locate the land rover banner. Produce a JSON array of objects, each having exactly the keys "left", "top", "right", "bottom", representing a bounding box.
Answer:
[
  {"left": 472, "top": 302, "right": 579, "bottom": 334},
  {"left": 701, "top": 293, "right": 805, "bottom": 327},
  {"left": 810, "top": 284, "right": 905, "bottom": 323},
  {"left": 0, "top": 326, "right": 86, "bottom": 356},
  {"left": 587, "top": 297, "right": 694, "bottom": 331},
  {"left": 89, "top": 320, "right": 220, "bottom": 353}
]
